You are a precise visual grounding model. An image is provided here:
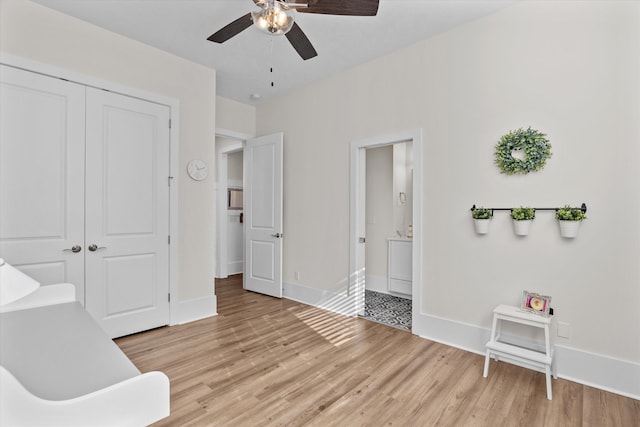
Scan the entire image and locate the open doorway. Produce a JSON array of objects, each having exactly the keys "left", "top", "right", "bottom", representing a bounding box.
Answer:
[
  {"left": 349, "top": 129, "right": 422, "bottom": 333},
  {"left": 215, "top": 130, "right": 250, "bottom": 280},
  {"left": 361, "top": 142, "right": 413, "bottom": 330},
  {"left": 225, "top": 150, "right": 244, "bottom": 275},
  {"left": 215, "top": 130, "right": 284, "bottom": 300}
]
